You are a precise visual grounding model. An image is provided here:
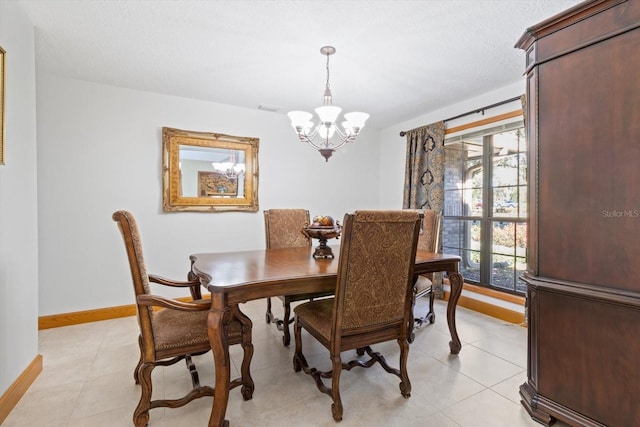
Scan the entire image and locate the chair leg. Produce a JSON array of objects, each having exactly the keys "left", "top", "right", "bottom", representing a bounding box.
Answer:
[
  {"left": 185, "top": 354, "right": 201, "bottom": 388},
  {"left": 133, "top": 362, "right": 153, "bottom": 427},
  {"left": 134, "top": 335, "right": 143, "bottom": 384},
  {"left": 411, "top": 286, "right": 436, "bottom": 342},
  {"left": 233, "top": 305, "right": 255, "bottom": 401},
  {"left": 281, "top": 300, "right": 292, "bottom": 346},
  {"left": 330, "top": 354, "right": 344, "bottom": 422},
  {"left": 266, "top": 296, "right": 293, "bottom": 347},
  {"left": 265, "top": 297, "right": 273, "bottom": 323},
  {"left": 294, "top": 319, "right": 345, "bottom": 421},
  {"left": 427, "top": 290, "right": 436, "bottom": 324},
  {"left": 398, "top": 338, "right": 411, "bottom": 398},
  {"left": 293, "top": 317, "right": 306, "bottom": 372}
]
